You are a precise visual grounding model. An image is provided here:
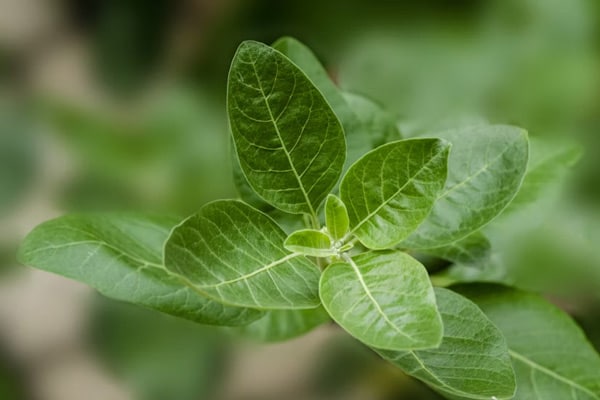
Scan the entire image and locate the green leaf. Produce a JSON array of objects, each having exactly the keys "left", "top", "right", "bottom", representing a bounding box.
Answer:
[
  {"left": 231, "top": 140, "right": 273, "bottom": 211},
  {"left": 340, "top": 138, "right": 450, "bottom": 249},
  {"left": 272, "top": 36, "right": 368, "bottom": 169},
  {"left": 417, "top": 231, "right": 491, "bottom": 267},
  {"left": 164, "top": 200, "right": 321, "bottom": 310},
  {"left": 378, "top": 287, "right": 516, "bottom": 400},
  {"left": 342, "top": 92, "right": 402, "bottom": 149},
  {"left": 403, "top": 125, "right": 529, "bottom": 249},
  {"left": 457, "top": 284, "right": 600, "bottom": 399},
  {"left": 233, "top": 306, "right": 330, "bottom": 342},
  {"left": 325, "top": 194, "right": 349, "bottom": 241},
  {"left": 228, "top": 40, "right": 346, "bottom": 215},
  {"left": 17, "top": 214, "right": 262, "bottom": 326},
  {"left": 320, "top": 251, "right": 442, "bottom": 351},
  {"left": 284, "top": 229, "right": 334, "bottom": 257},
  {"left": 490, "top": 137, "right": 582, "bottom": 228}
]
